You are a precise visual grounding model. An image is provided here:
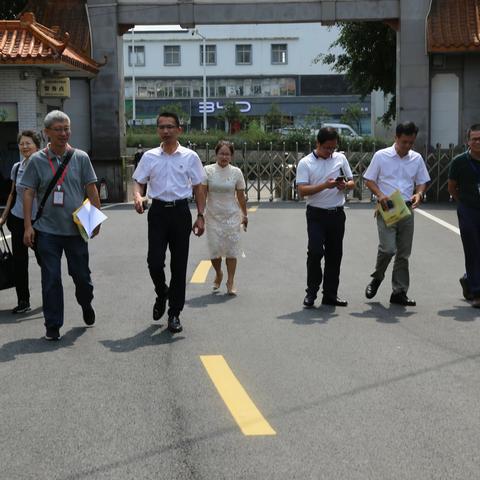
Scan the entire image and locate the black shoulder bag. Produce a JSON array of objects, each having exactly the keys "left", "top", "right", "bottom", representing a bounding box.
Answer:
[{"left": 33, "top": 148, "right": 75, "bottom": 224}]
